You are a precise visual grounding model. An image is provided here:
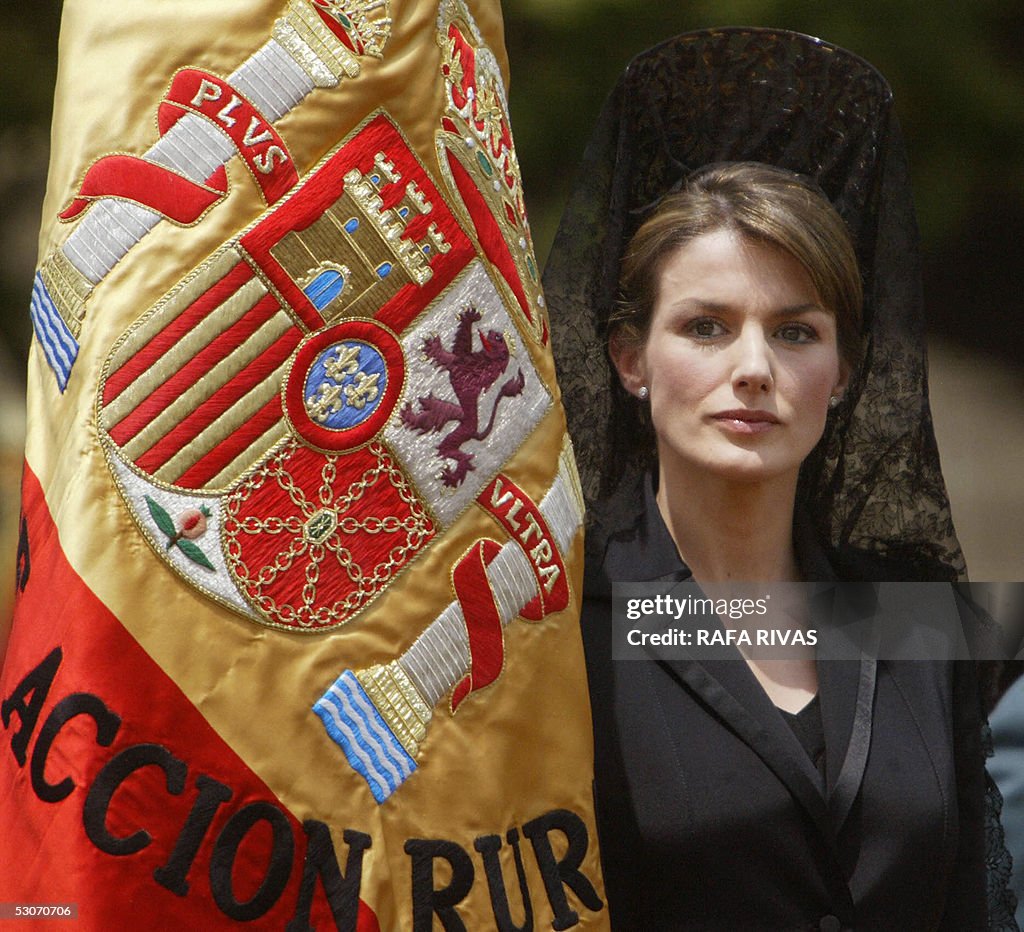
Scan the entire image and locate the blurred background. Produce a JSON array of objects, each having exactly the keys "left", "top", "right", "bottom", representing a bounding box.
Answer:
[{"left": 2, "top": 0, "right": 1023, "bottom": 628}]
